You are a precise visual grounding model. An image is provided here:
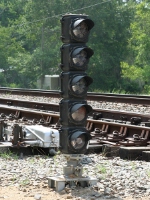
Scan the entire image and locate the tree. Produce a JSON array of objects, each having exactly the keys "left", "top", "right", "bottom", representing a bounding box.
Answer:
[
  {"left": 86, "top": 0, "right": 135, "bottom": 92},
  {"left": 121, "top": 0, "right": 150, "bottom": 93},
  {"left": 0, "top": 0, "right": 149, "bottom": 93}
]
